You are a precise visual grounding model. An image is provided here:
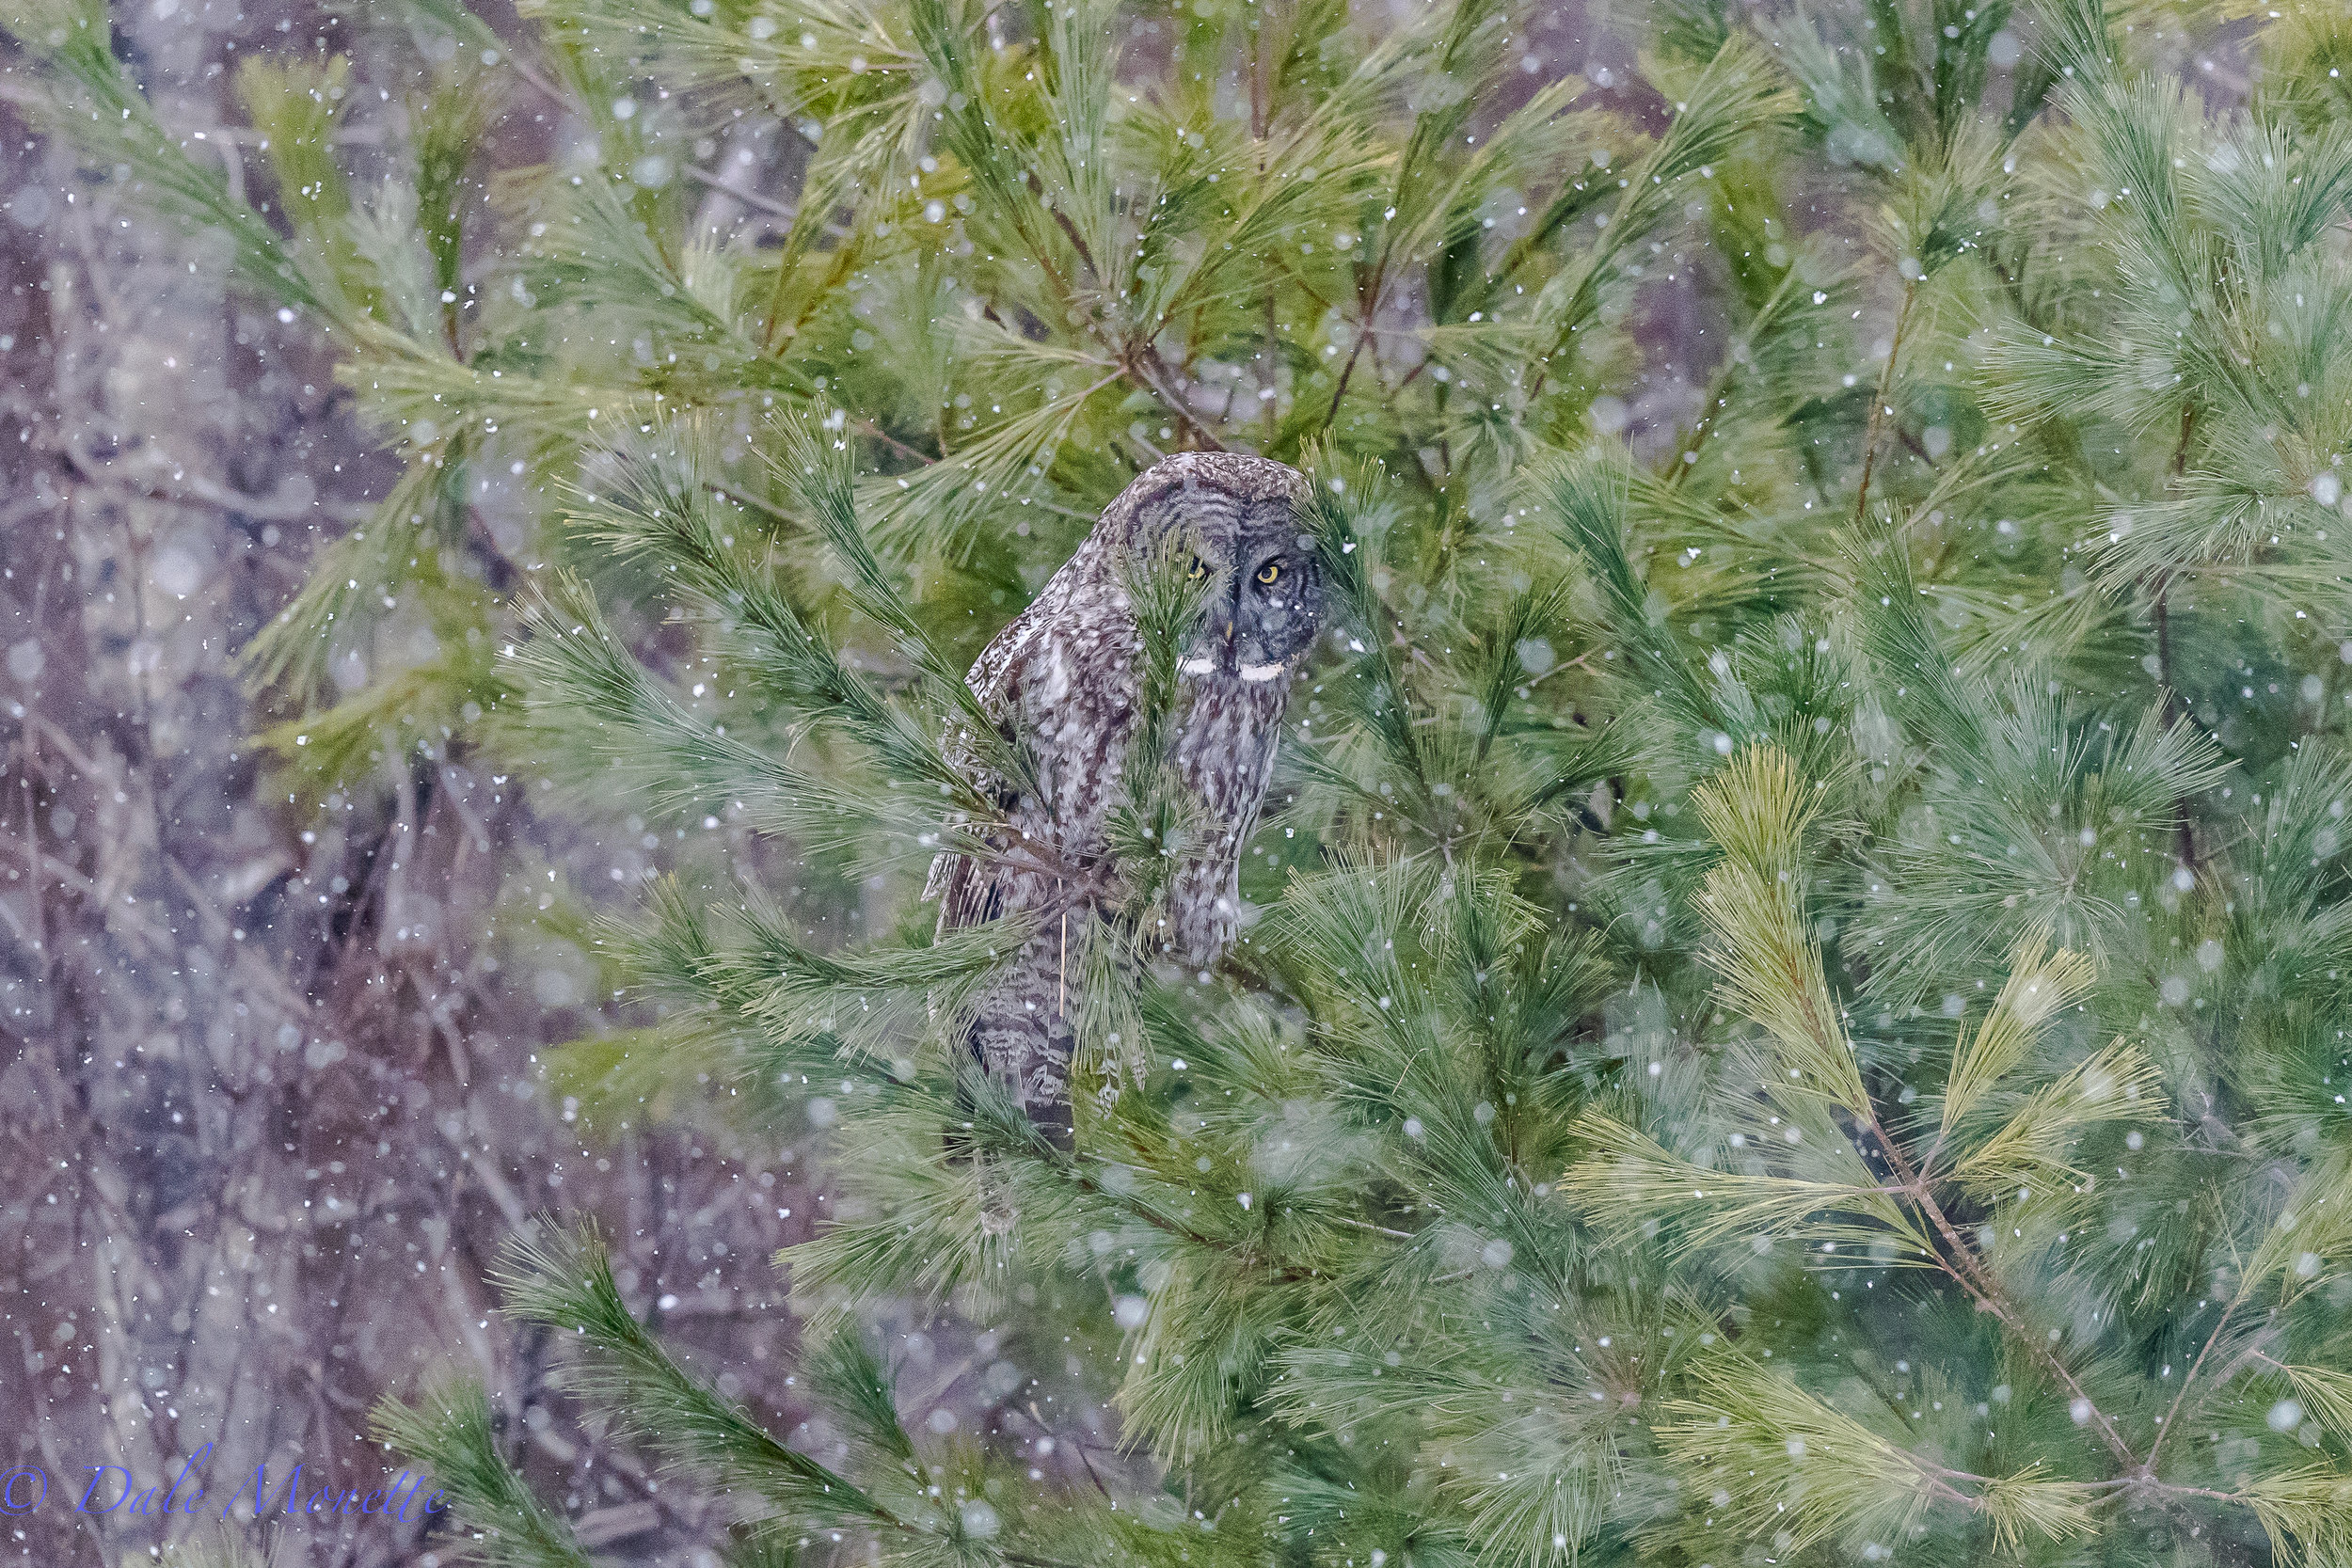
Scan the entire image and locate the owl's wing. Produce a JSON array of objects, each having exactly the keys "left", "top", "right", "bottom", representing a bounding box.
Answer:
[{"left": 924, "top": 607, "right": 1038, "bottom": 932}]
